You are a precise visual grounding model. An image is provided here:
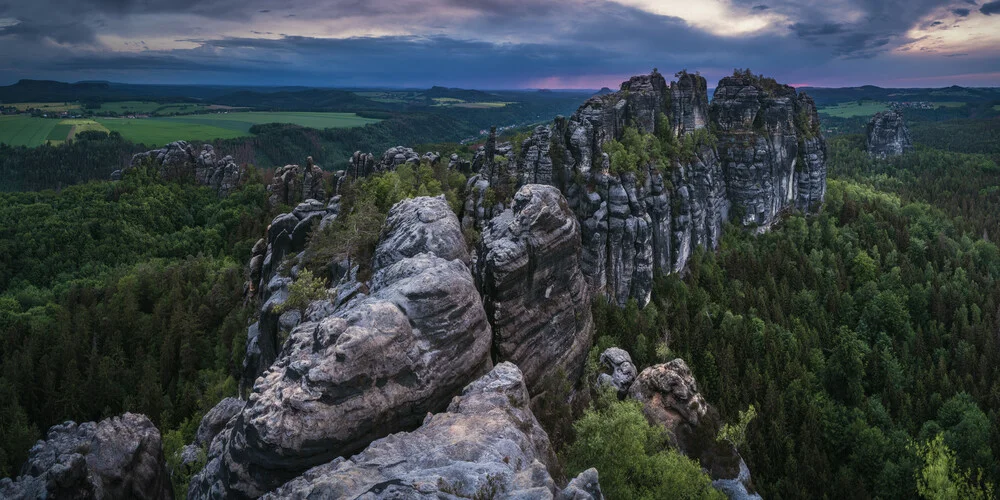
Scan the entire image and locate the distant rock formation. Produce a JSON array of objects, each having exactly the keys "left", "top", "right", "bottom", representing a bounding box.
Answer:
[
  {"left": 462, "top": 70, "right": 827, "bottom": 306},
  {"left": 263, "top": 363, "right": 604, "bottom": 499},
  {"left": 629, "top": 359, "right": 761, "bottom": 500},
  {"left": 477, "top": 184, "right": 594, "bottom": 394},
  {"left": 266, "top": 156, "right": 325, "bottom": 207},
  {"left": 0, "top": 413, "right": 172, "bottom": 500},
  {"left": 866, "top": 110, "right": 913, "bottom": 158},
  {"left": 121, "top": 141, "right": 244, "bottom": 197},
  {"left": 190, "top": 195, "right": 493, "bottom": 499}
]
